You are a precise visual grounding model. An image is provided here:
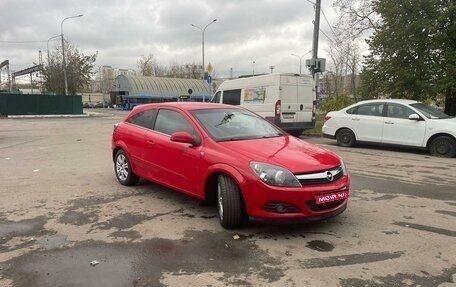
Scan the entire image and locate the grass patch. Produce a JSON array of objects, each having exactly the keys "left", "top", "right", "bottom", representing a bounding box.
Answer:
[{"left": 303, "top": 112, "right": 325, "bottom": 136}]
